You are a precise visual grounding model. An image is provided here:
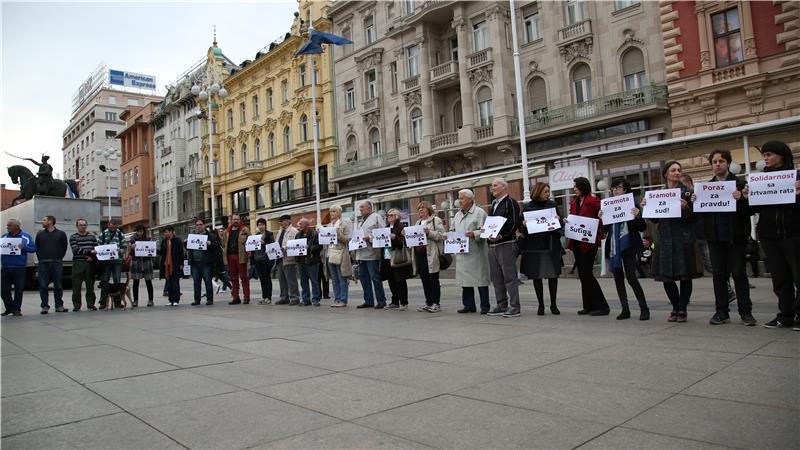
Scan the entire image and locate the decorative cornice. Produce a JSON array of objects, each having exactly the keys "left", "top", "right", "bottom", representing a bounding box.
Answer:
[
  {"left": 560, "top": 37, "right": 593, "bottom": 64},
  {"left": 403, "top": 90, "right": 422, "bottom": 108},
  {"left": 355, "top": 48, "right": 384, "bottom": 72},
  {"left": 468, "top": 65, "right": 493, "bottom": 86},
  {"left": 363, "top": 110, "right": 380, "bottom": 128}
]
